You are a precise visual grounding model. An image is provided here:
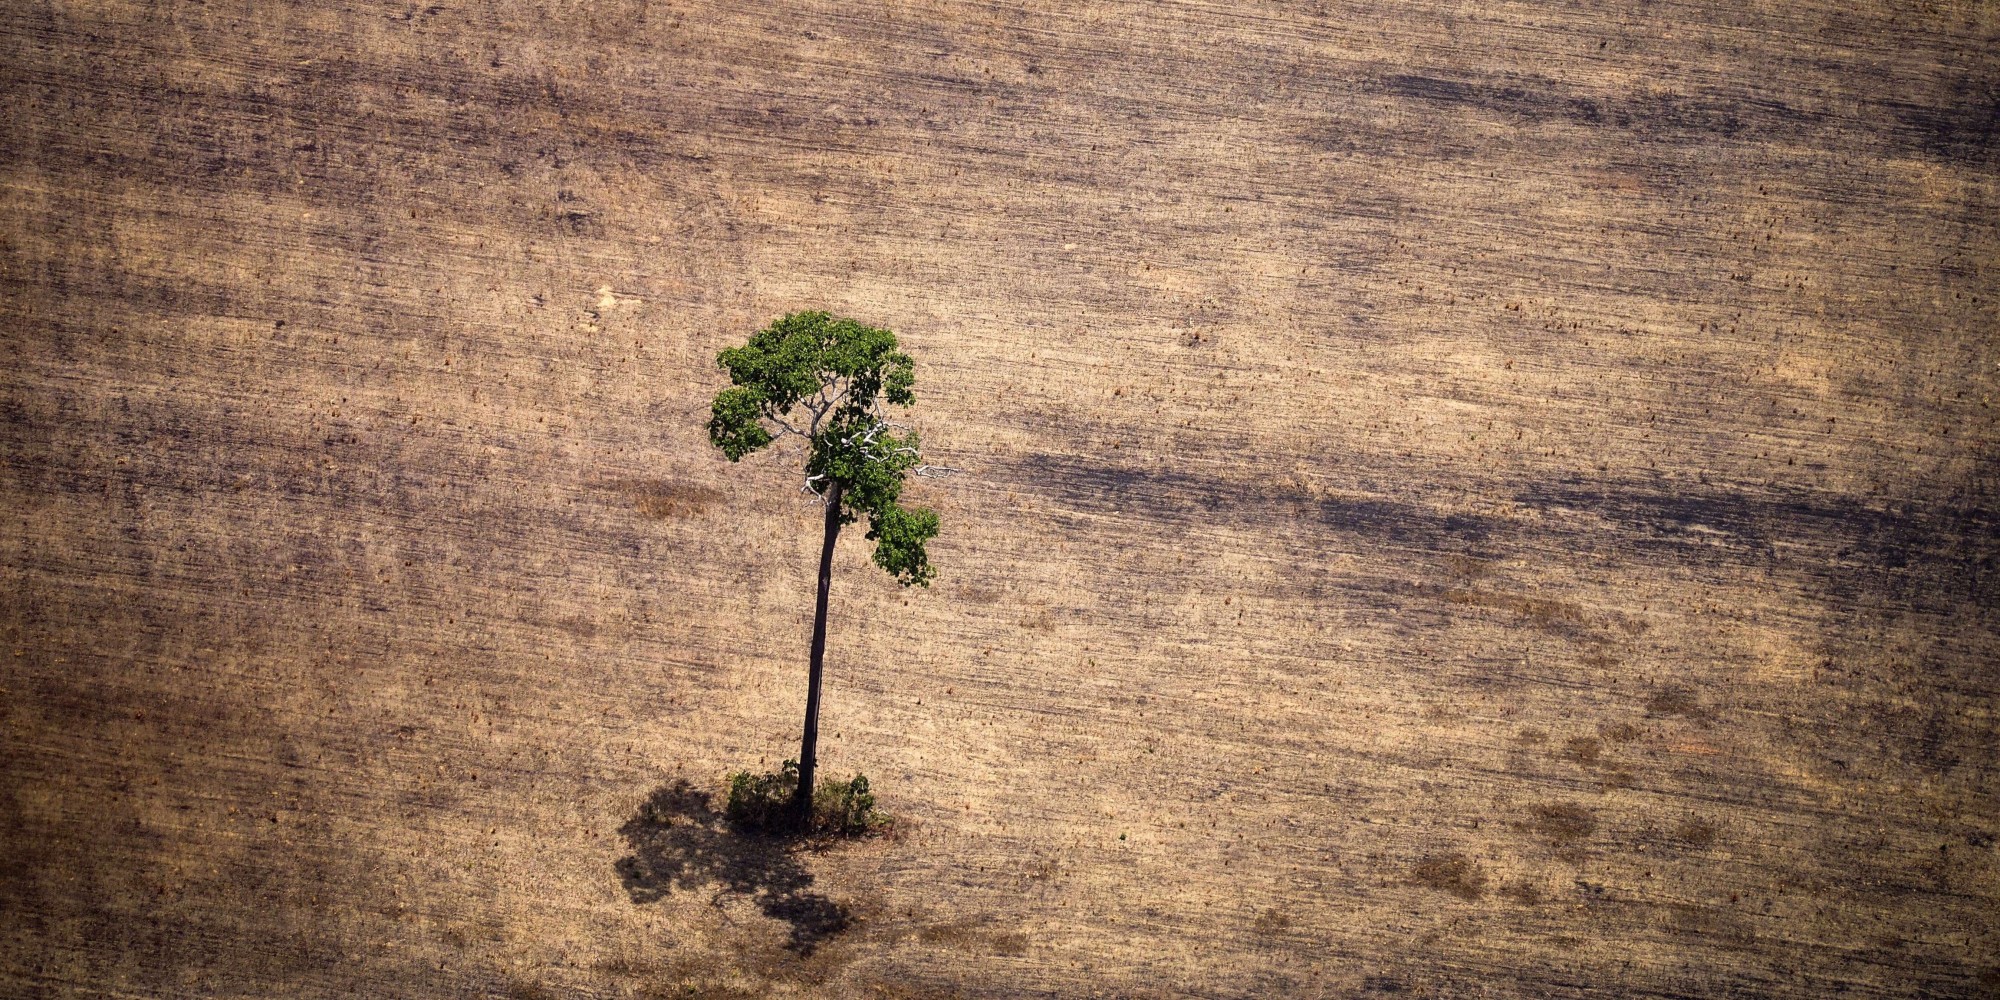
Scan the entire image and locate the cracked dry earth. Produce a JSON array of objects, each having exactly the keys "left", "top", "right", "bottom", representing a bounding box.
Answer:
[{"left": 2, "top": 1, "right": 1997, "bottom": 997}]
